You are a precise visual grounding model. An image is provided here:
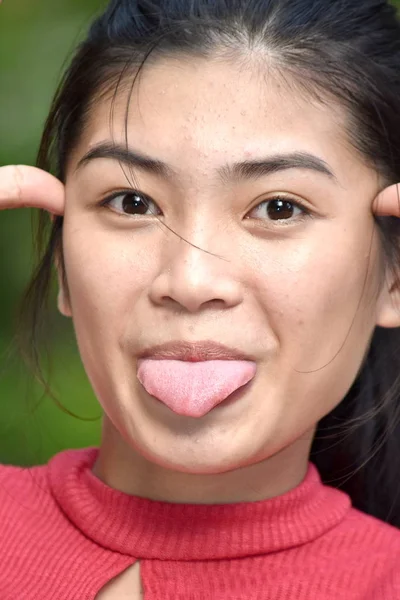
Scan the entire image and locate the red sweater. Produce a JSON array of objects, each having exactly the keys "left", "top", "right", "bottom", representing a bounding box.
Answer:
[{"left": 0, "top": 447, "right": 399, "bottom": 599}]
